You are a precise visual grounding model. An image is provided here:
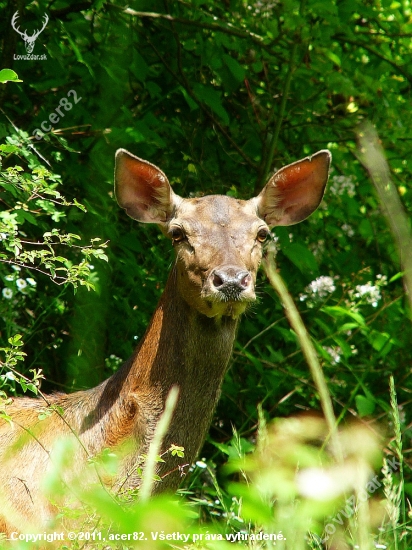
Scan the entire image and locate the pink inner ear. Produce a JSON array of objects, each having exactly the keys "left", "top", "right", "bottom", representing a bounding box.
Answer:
[
  {"left": 277, "top": 153, "right": 327, "bottom": 187},
  {"left": 121, "top": 155, "right": 167, "bottom": 207},
  {"left": 275, "top": 162, "right": 320, "bottom": 206},
  {"left": 115, "top": 151, "right": 175, "bottom": 223},
  {"left": 259, "top": 151, "right": 330, "bottom": 226}
]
